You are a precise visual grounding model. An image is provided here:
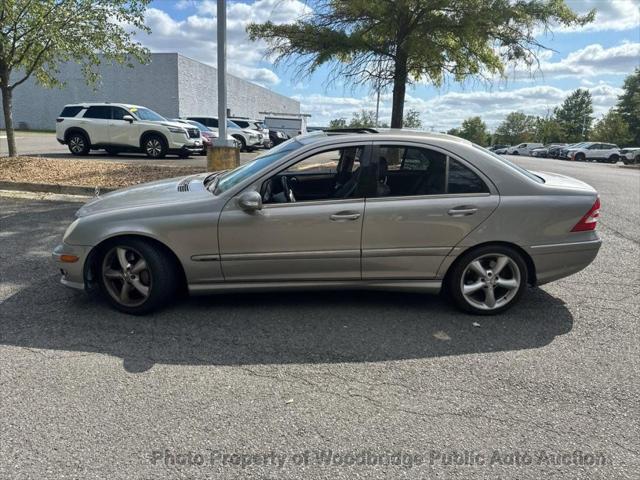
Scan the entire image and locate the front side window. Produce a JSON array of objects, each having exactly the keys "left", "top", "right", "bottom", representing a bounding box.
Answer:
[
  {"left": 262, "top": 146, "right": 366, "bottom": 204},
  {"left": 111, "top": 107, "right": 130, "bottom": 120},
  {"left": 133, "top": 107, "right": 166, "bottom": 122}
]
